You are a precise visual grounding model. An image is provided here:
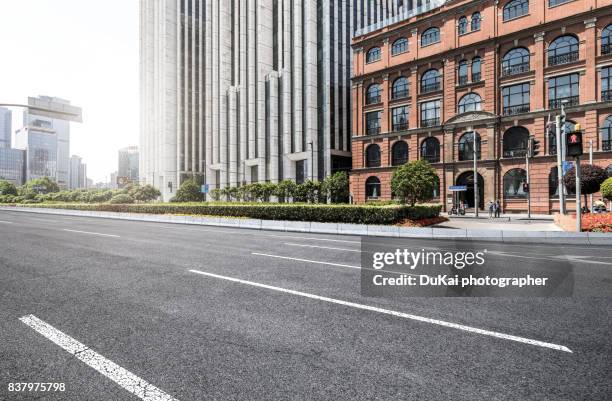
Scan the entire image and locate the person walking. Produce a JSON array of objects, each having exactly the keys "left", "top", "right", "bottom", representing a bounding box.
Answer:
[
  {"left": 487, "top": 200, "right": 494, "bottom": 218},
  {"left": 495, "top": 200, "right": 502, "bottom": 218}
]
